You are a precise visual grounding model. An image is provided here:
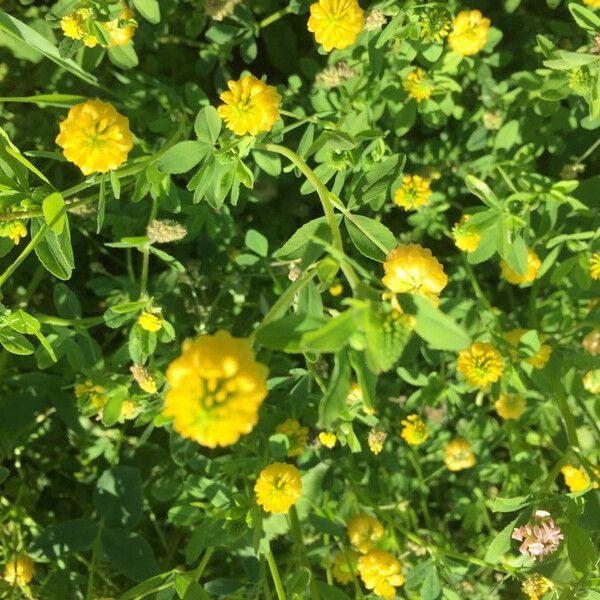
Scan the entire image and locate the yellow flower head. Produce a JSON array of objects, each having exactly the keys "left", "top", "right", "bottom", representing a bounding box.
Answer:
[
  {"left": 4, "top": 220, "right": 27, "bottom": 245},
  {"left": 394, "top": 175, "right": 432, "bottom": 210},
  {"left": 367, "top": 427, "right": 386, "bottom": 454},
  {"left": 120, "top": 399, "right": 140, "bottom": 420},
  {"left": 347, "top": 381, "right": 362, "bottom": 404},
  {"left": 584, "top": 0, "right": 600, "bottom": 8},
  {"left": 217, "top": 75, "right": 281, "bottom": 136},
  {"left": 494, "top": 393, "right": 526, "bottom": 420},
  {"left": 163, "top": 331, "right": 268, "bottom": 448},
  {"left": 583, "top": 369, "right": 600, "bottom": 394},
  {"left": 448, "top": 10, "right": 490, "bottom": 56},
  {"left": 500, "top": 250, "right": 541, "bottom": 285},
  {"left": 590, "top": 252, "right": 600, "bottom": 280},
  {"left": 403, "top": 68, "right": 433, "bottom": 102},
  {"left": 419, "top": 8, "right": 452, "bottom": 42},
  {"left": 457, "top": 342, "right": 503, "bottom": 387},
  {"left": 3, "top": 555, "right": 34, "bottom": 585},
  {"left": 319, "top": 431, "right": 337, "bottom": 448},
  {"left": 275, "top": 418, "right": 309, "bottom": 457},
  {"left": 138, "top": 311, "right": 163, "bottom": 332},
  {"left": 104, "top": 3, "right": 137, "bottom": 47},
  {"left": 382, "top": 244, "right": 448, "bottom": 304},
  {"left": 400, "top": 414, "right": 429, "bottom": 445},
  {"left": 130, "top": 363, "right": 157, "bottom": 394},
  {"left": 56, "top": 100, "right": 133, "bottom": 175},
  {"left": 307, "top": 0, "right": 365, "bottom": 52},
  {"left": 254, "top": 462, "right": 302, "bottom": 513},
  {"left": 444, "top": 438, "right": 476, "bottom": 471},
  {"left": 357, "top": 550, "right": 404, "bottom": 598},
  {"left": 522, "top": 574, "right": 552, "bottom": 600},
  {"left": 504, "top": 328, "right": 552, "bottom": 369},
  {"left": 348, "top": 513, "right": 384, "bottom": 554},
  {"left": 61, "top": 9, "right": 90, "bottom": 40},
  {"left": 560, "top": 464, "right": 598, "bottom": 493},
  {"left": 329, "top": 283, "right": 344, "bottom": 296},
  {"left": 74, "top": 380, "right": 108, "bottom": 416},
  {"left": 452, "top": 215, "right": 481, "bottom": 253},
  {"left": 332, "top": 550, "right": 358, "bottom": 585},
  {"left": 582, "top": 329, "right": 600, "bottom": 355}
]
